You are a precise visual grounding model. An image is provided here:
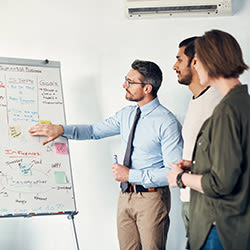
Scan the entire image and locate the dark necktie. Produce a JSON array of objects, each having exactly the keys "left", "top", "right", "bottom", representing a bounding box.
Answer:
[{"left": 121, "top": 107, "right": 141, "bottom": 193}]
